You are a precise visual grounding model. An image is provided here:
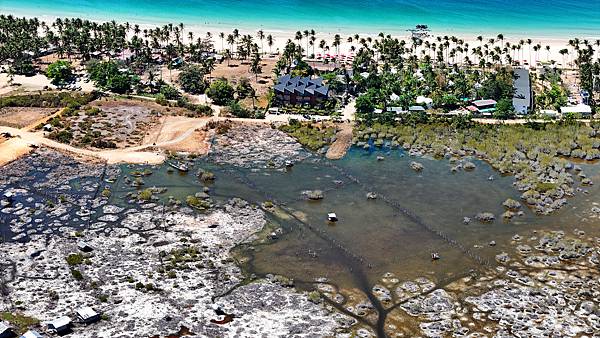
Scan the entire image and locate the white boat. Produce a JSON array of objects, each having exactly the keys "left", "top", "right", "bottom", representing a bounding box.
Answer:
[{"left": 168, "top": 161, "right": 189, "bottom": 172}]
